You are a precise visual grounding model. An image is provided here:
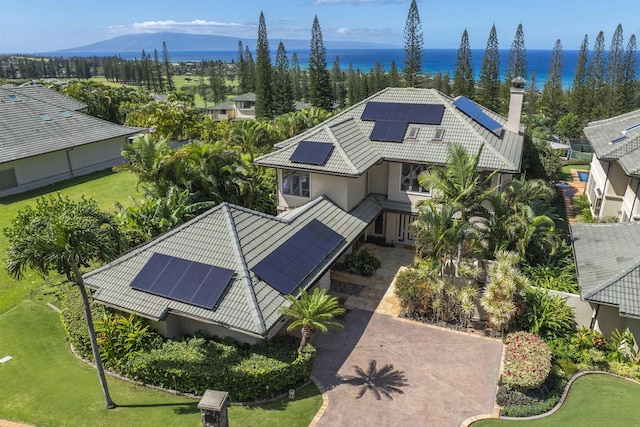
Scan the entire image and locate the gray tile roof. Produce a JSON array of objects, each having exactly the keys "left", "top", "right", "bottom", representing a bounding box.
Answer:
[
  {"left": 571, "top": 222, "right": 640, "bottom": 317},
  {"left": 233, "top": 92, "right": 256, "bottom": 102},
  {"left": 84, "top": 196, "right": 381, "bottom": 337},
  {"left": 584, "top": 109, "right": 640, "bottom": 176},
  {"left": 5, "top": 85, "right": 87, "bottom": 111},
  {"left": 0, "top": 87, "right": 140, "bottom": 165},
  {"left": 255, "top": 88, "right": 525, "bottom": 175},
  {"left": 208, "top": 100, "right": 235, "bottom": 110}
]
